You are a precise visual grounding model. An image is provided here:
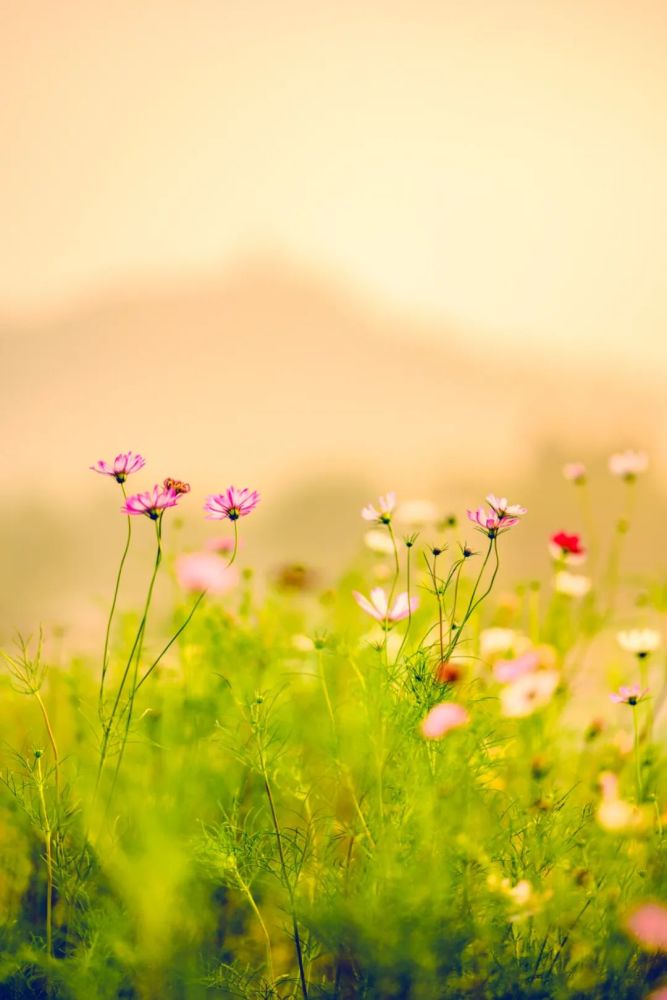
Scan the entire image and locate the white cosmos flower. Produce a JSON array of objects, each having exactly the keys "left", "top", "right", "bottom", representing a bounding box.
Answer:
[
  {"left": 617, "top": 629, "right": 661, "bottom": 656},
  {"left": 364, "top": 529, "right": 396, "bottom": 554},
  {"left": 608, "top": 450, "right": 649, "bottom": 479},
  {"left": 554, "top": 571, "right": 592, "bottom": 598}
]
